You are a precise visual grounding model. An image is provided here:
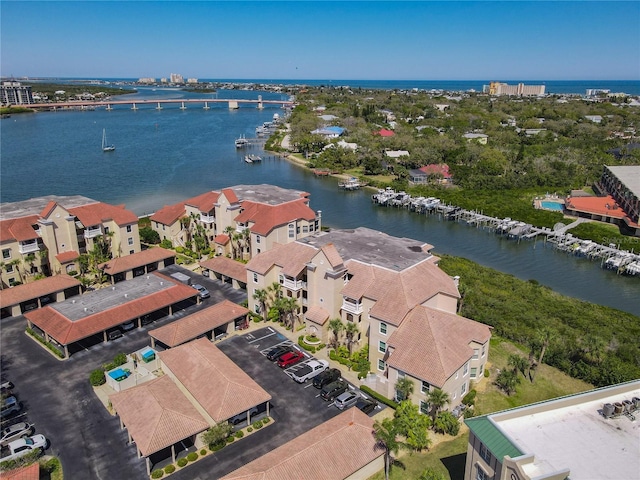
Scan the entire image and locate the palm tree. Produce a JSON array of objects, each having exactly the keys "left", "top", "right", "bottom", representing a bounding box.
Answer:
[
  {"left": 373, "top": 417, "right": 406, "bottom": 480},
  {"left": 508, "top": 354, "right": 528, "bottom": 378},
  {"left": 344, "top": 321, "right": 359, "bottom": 354},
  {"left": 252, "top": 288, "right": 268, "bottom": 322},
  {"left": 426, "top": 388, "right": 449, "bottom": 424},
  {"left": 531, "top": 327, "right": 556, "bottom": 381},
  {"left": 279, "top": 296, "right": 299, "bottom": 329},
  {"left": 8, "top": 259, "right": 23, "bottom": 284},
  {"left": 328, "top": 318, "right": 344, "bottom": 350},
  {"left": 223, "top": 225, "right": 237, "bottom": 258},
  {"left": 395, "top": 377, "right": 414, "bottom": 402}
]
